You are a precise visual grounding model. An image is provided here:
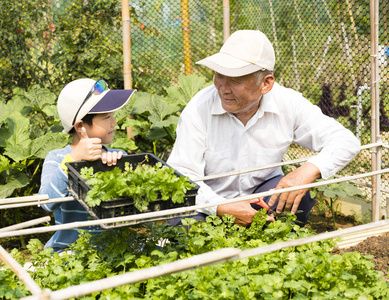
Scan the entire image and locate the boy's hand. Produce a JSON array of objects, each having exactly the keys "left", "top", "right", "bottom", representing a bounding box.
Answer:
[
  {"left": 70, "top": 127, "right": 102, "bottom": 161},
  {"left": 101, "top": 150, "right": 123, "bottom": 166}
]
